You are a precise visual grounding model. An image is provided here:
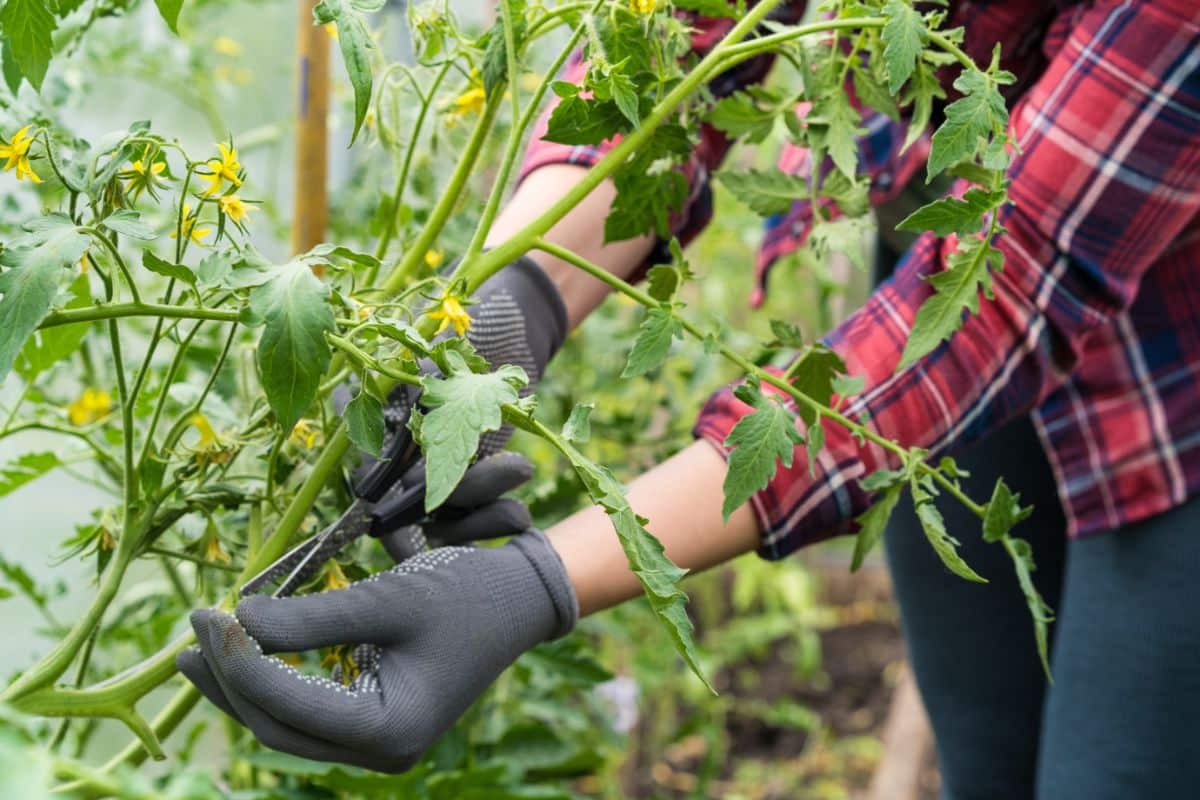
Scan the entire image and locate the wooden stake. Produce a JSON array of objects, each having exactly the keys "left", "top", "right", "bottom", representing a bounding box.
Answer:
[{"left": 292, "top": 0, "right": 330, "bottom": 259}]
